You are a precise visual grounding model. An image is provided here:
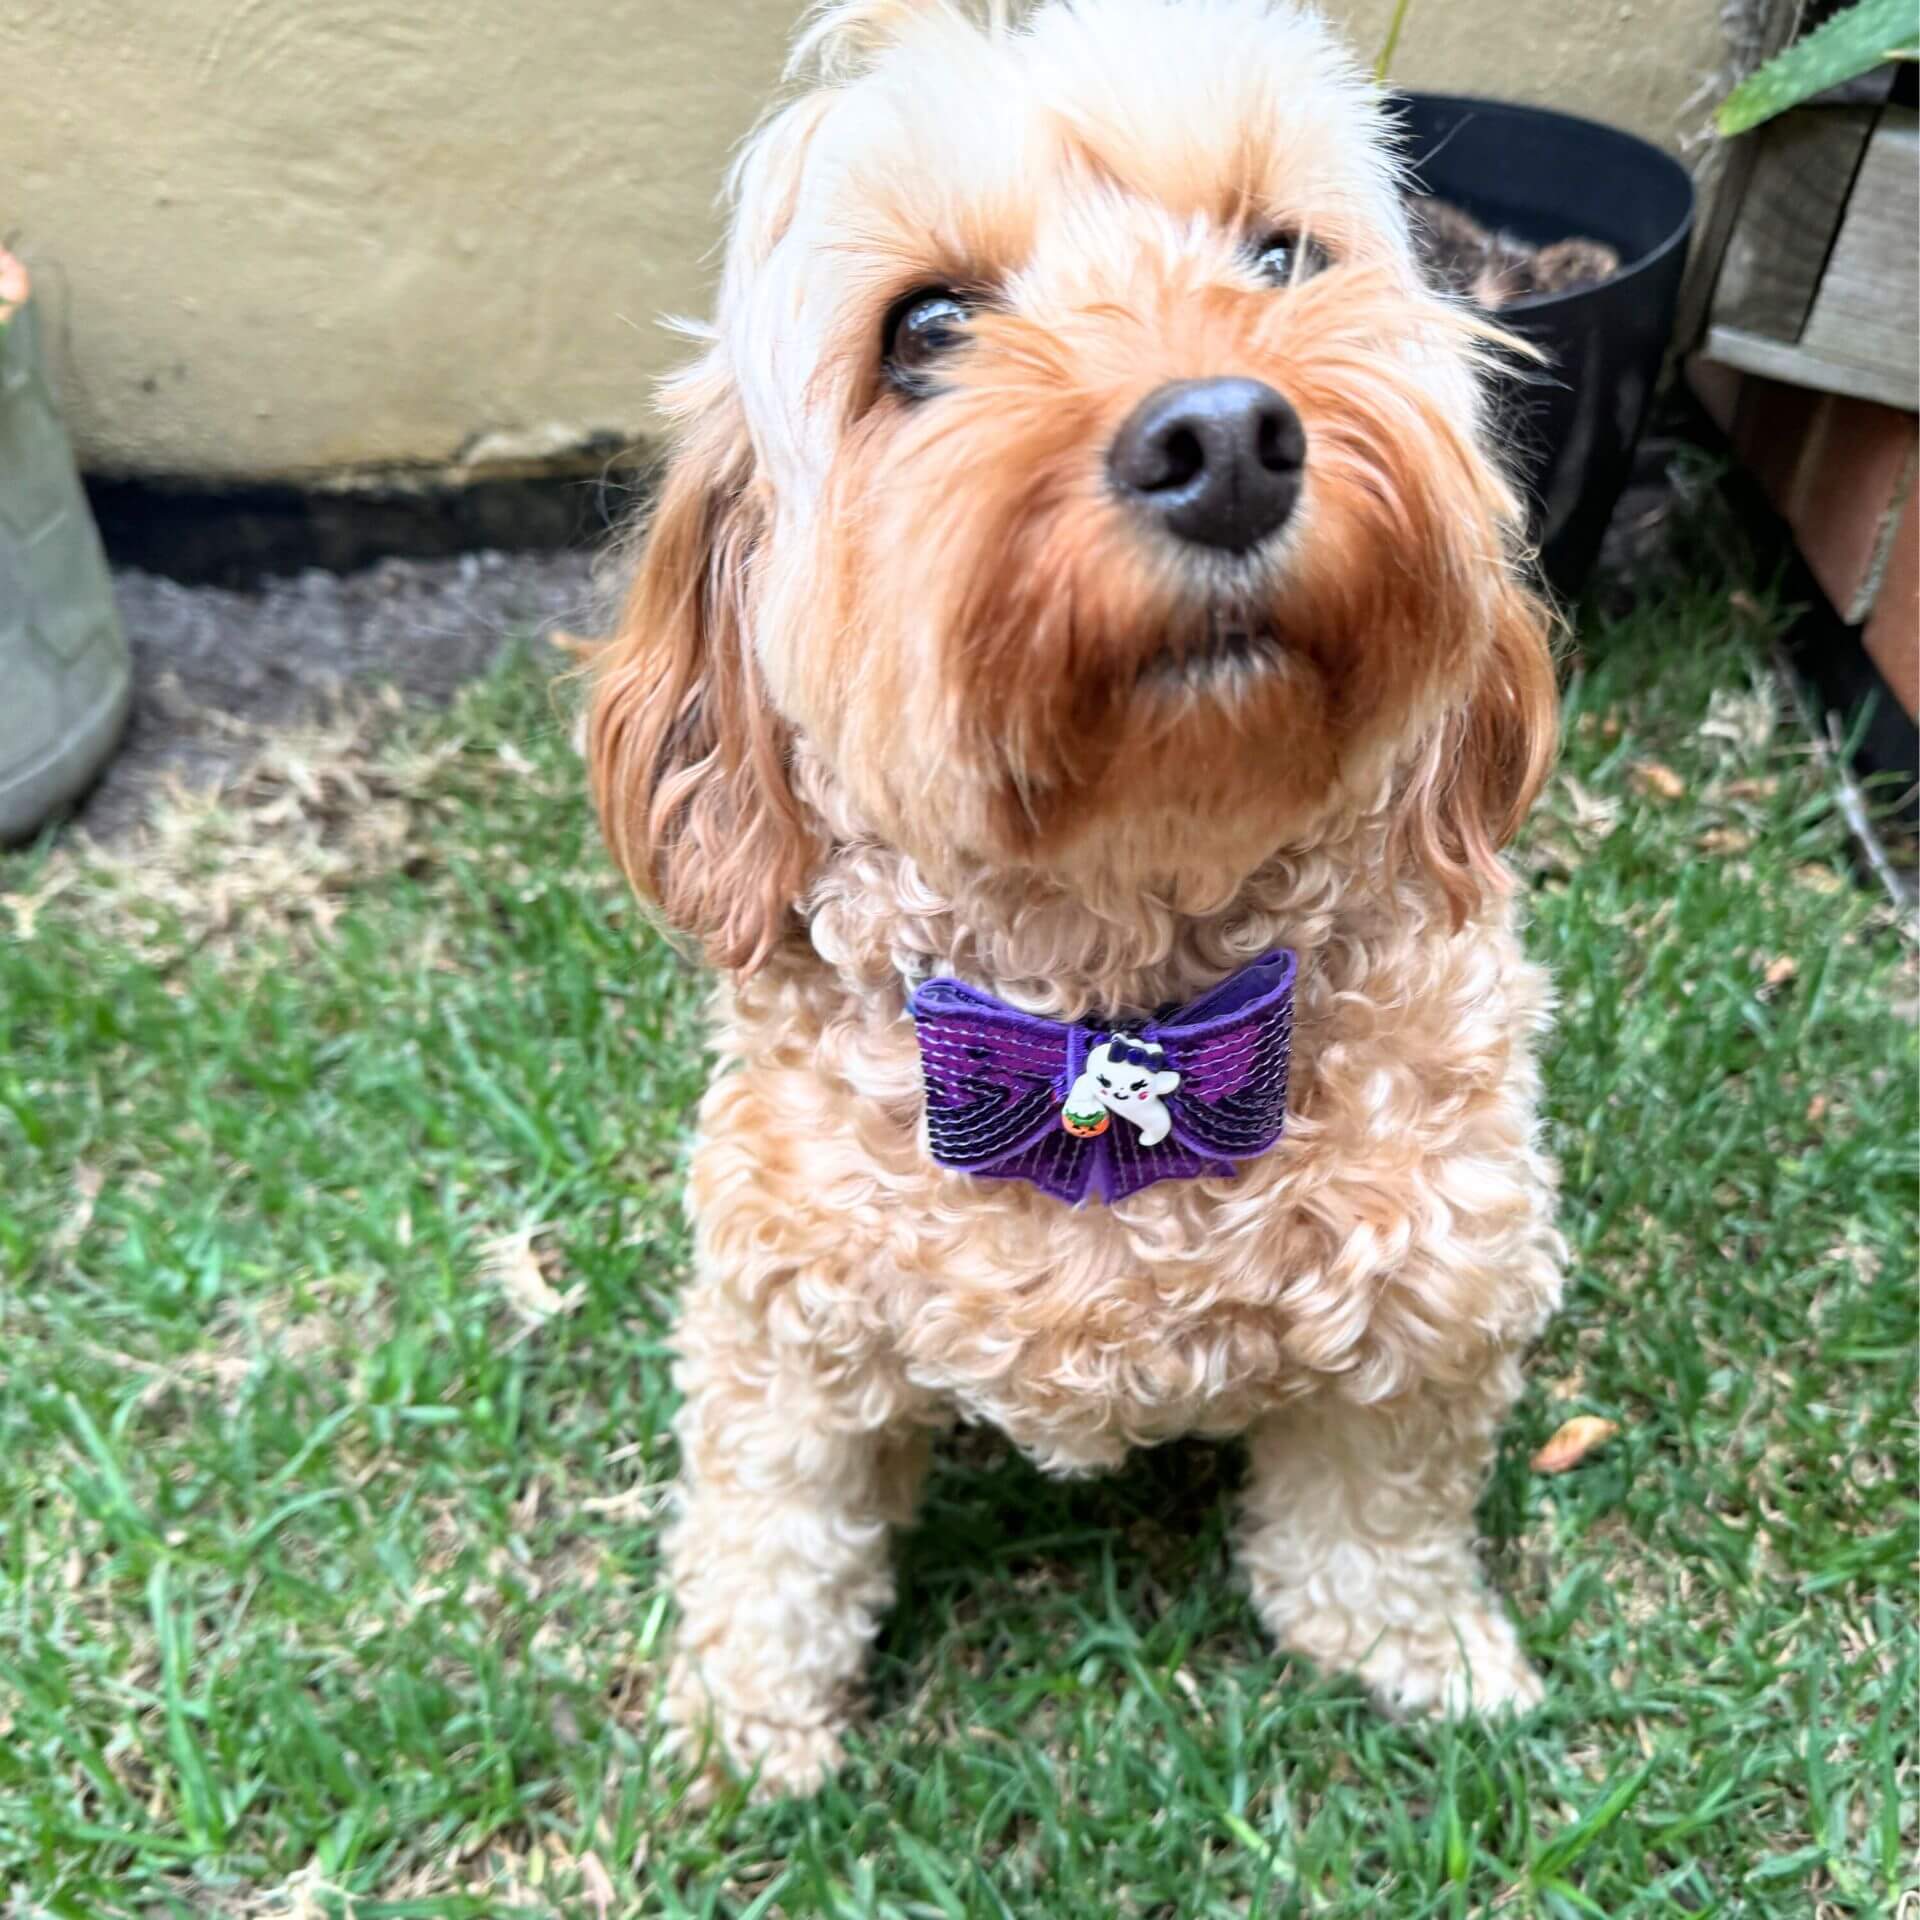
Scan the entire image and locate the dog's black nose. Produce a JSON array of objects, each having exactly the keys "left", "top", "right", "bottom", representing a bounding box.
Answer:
[{"left": 1108, "top": 377, "right": 1306, "bottom": 553}]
